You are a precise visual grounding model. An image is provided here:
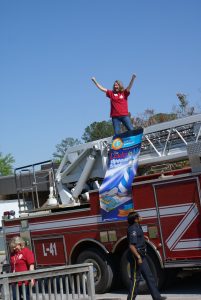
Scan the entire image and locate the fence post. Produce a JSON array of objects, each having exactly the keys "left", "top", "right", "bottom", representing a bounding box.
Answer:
[
  {"left": 87, "top": 265, "right": 96, "bottom": 300},
  {"left": 1, "top": 277, "right": 10, "bottom": 300}
]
